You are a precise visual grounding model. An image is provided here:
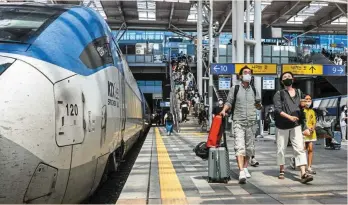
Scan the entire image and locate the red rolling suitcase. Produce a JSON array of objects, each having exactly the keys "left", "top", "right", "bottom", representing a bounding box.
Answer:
[{"left": 206, "top": 115, "right": 223, "bottom": 148}]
